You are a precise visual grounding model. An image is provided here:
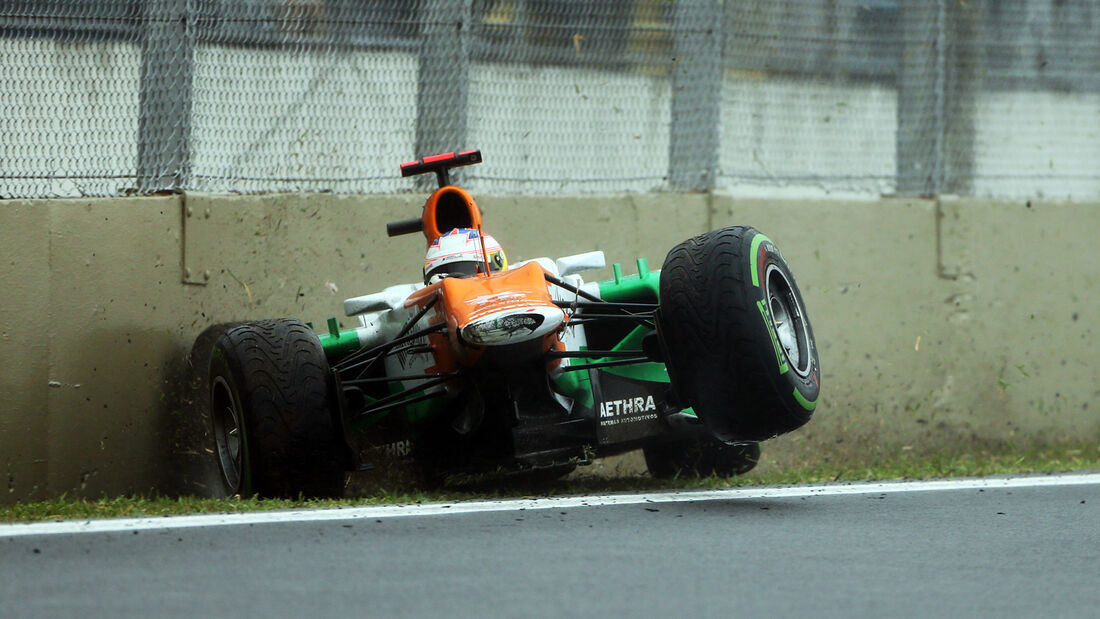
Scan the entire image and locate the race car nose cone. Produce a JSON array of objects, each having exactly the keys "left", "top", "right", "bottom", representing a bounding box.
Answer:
[{"left": 461, "top": 306, "right": 564, "bottom": 346}]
